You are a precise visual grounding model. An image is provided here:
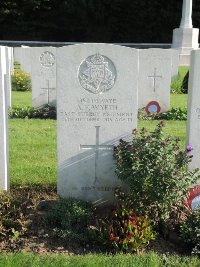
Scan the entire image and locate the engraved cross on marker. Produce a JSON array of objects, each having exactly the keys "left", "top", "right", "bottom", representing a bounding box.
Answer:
[
  {"left": 80, "top": 126, "right": 113, "bottom": 185},
  {"left": 41, "top": 80, "right": 55, "bottom": 105},
  {"left": 148, "top": 68, "right": 162, "bottom": 92}
]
